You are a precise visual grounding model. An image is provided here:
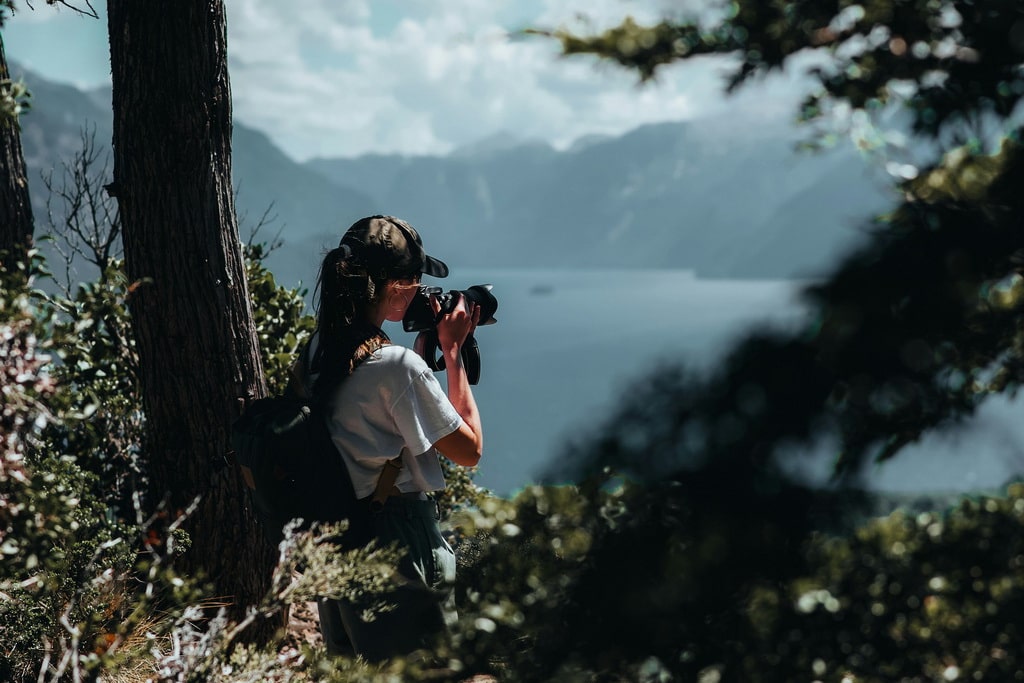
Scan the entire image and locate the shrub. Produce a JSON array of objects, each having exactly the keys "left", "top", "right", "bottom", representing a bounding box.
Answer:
[{"left": 0, "top": 267, "right": 133, "bottom": 682}]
